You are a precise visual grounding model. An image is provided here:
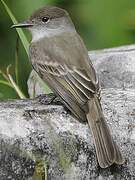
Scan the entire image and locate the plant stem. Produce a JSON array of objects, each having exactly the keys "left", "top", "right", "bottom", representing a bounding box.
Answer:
[
  {"left": 15, "top": 36, "right": 19, "bottom": 85},
  {"left": 7, "top": 73, "right": 26, "bottom": 99}
]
